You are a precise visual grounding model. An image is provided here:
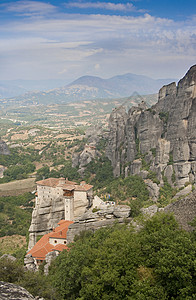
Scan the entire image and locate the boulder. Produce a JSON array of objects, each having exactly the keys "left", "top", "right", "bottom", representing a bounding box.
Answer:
[
  {"left": 0, "top": 281, "right": 36, "bottom": 300},
  {"left": 144, "top": 179, "right": 159, "bottom": 200},
  {"left": 24, "top": 254, "right": 37, "bottom": 271},
  {"left": 141, "top": 204, "right": 159, "bottom": 217},
  {"left": 0, "top": 254, "right": 16, "bottom": 262},
  {"left": 164, "top": 190, "right": 196, "bottom": 231},
  {"left": 44, "top": 251, "right": 58, "bottom": 275},
  {"left": 113, "top": 205, "right": 131, "bottom": 218}
]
